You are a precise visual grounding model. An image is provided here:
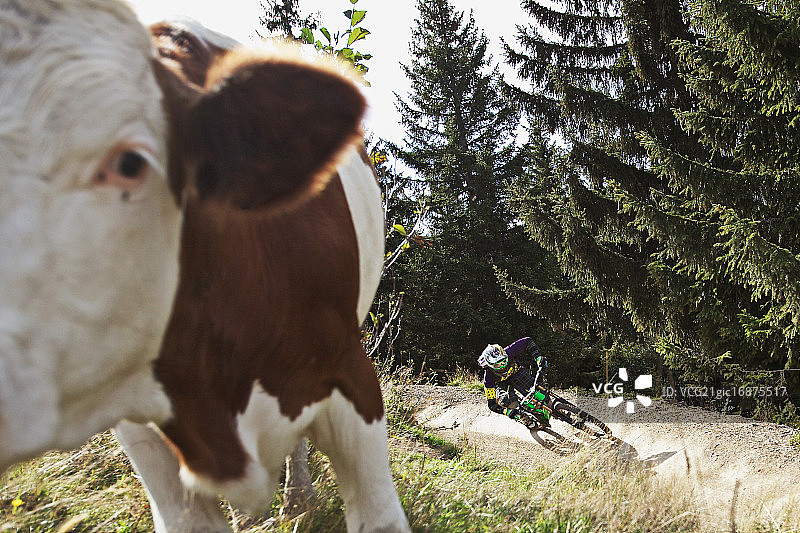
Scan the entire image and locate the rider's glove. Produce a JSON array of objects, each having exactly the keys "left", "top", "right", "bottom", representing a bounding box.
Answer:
[
  {"left": 503, "top": 408, "right": 518, "bottom": 420},
  {"left": 535, "top": 352, "right": 548, "bottom": 380}
]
